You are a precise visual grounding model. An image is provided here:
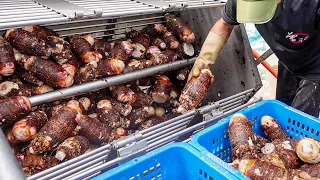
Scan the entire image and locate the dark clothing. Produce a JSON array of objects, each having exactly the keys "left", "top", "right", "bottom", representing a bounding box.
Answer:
[
  {"left": 223, "top": 0, "right": 320, "bottom": 82},
  {"left": 222, "top": 0, "right": 320, "bottom": 117},
  {"left": 276, "top": 62, "right": 320, "bottom": 117}
]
